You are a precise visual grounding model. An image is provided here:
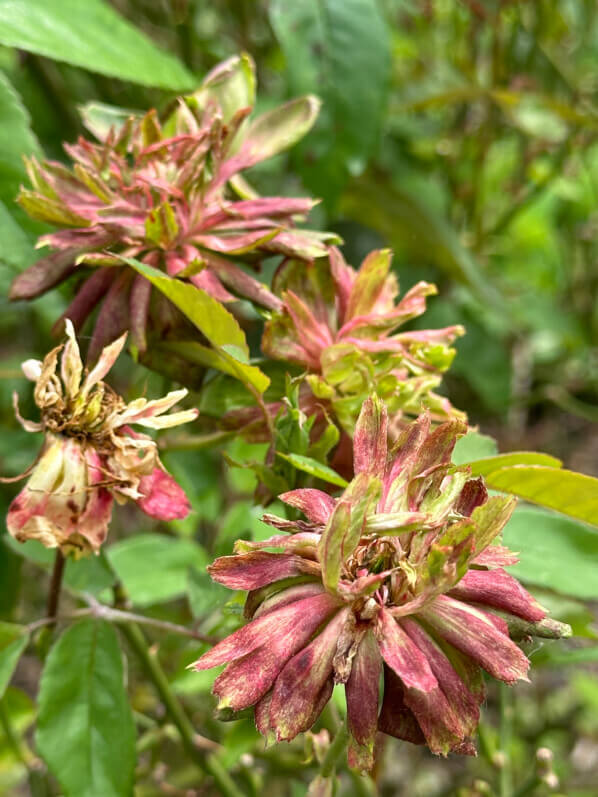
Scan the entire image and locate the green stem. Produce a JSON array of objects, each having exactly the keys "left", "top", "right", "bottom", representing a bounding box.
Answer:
[
  {"left": 121, "top": 623, "right": 243, "bottom": 797},
  {"left": 499, "top": 683, "right": 514, "bottom": 797},
  {"left": 320, "top": 724, "right": 349, "bottom": 778}
]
